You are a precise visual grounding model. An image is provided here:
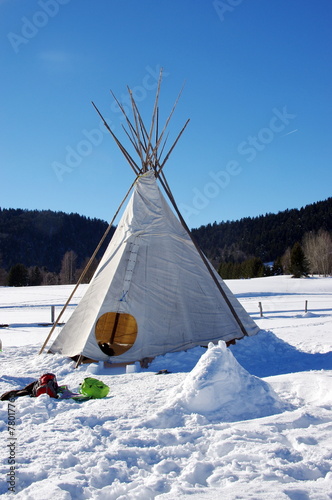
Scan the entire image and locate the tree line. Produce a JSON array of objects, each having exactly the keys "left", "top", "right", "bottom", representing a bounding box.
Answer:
[
  {"left": 0, "top": 208, "right": 114, "bottom": 286},
  {"left": 0, "top": 208, "right": 114, "bottom": 273},
  {"left": 1, "top": 198, "right": 331, "bottom": 286},
  {"left": 217, "top": 230, "right": 332, "bottom": 279},
  {"left": 192, "top": 197, "right": 332, "bottom": 266},
  {"left": 4, "top": 250, "right": 100, "bottom": 287},
  {"left": 193, "top": 197, "right": 332, "bottom": 279}
]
